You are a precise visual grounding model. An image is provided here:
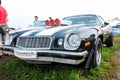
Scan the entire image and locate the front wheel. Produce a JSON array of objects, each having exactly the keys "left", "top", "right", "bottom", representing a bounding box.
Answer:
[{"left": 92, "top": 38, "right": 102, "bottom": 67}]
